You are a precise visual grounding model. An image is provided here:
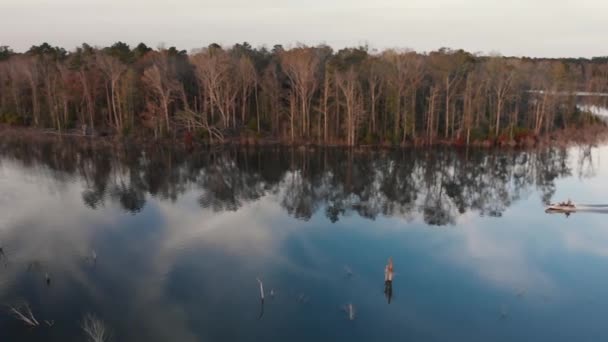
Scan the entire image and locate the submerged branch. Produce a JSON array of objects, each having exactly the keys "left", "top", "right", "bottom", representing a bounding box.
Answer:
[
  {"left": 256, "top": 277, "right": 264, "bottom": 300},
  {"left": 342, "top": 303, "right": 356, "bottom": 321},
  {"left": 9, "top": 303, "right": 40, "bottom": 327},
  {"left": 82, "top": 313, "right": 110, "bottom": 342}
]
